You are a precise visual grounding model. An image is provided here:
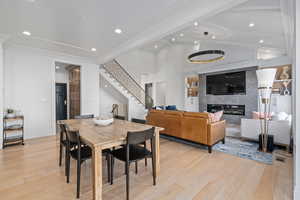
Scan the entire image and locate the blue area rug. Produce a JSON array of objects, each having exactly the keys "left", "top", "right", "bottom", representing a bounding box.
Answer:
[
  {"left": 160, "top": 135, "right": 273, "bottom": 165},
  {"left": 213, "top": 137, "right": 273, "bottom": 165}
]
